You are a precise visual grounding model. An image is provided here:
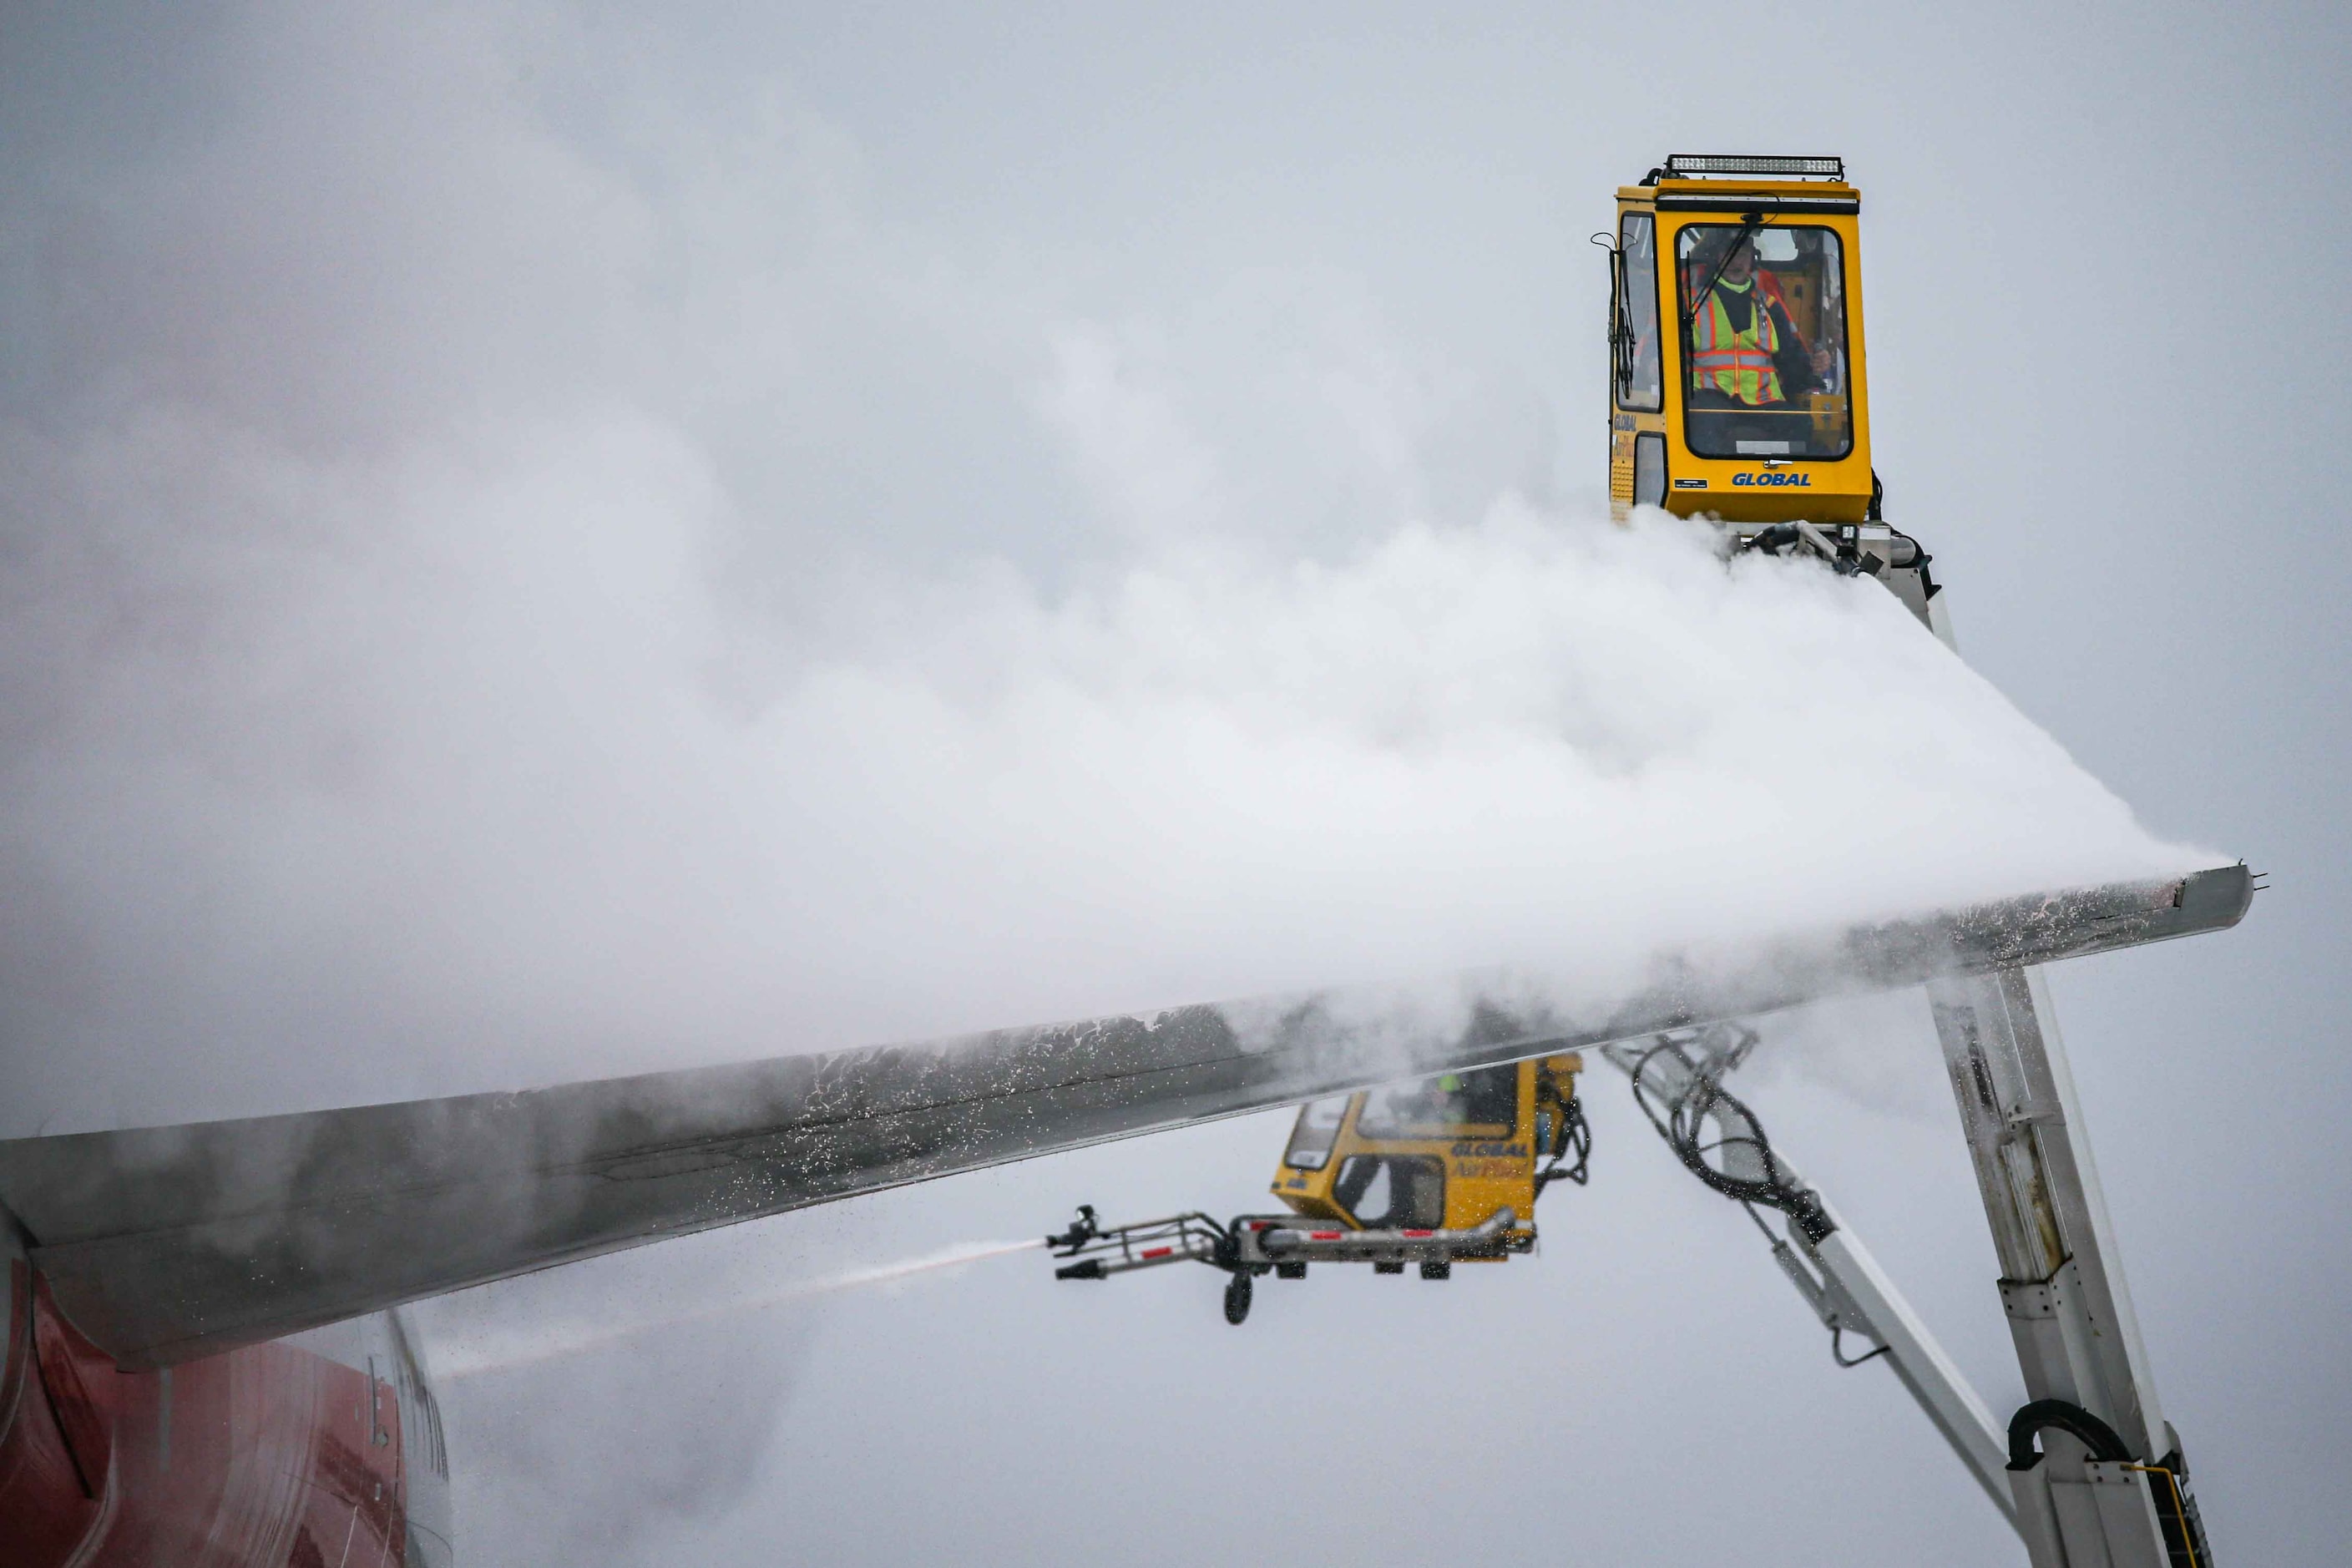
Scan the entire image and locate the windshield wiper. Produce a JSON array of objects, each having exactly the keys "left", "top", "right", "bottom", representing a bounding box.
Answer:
[{"left": 1680, "top": 211, "right": 1767, "bottom": 332}]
